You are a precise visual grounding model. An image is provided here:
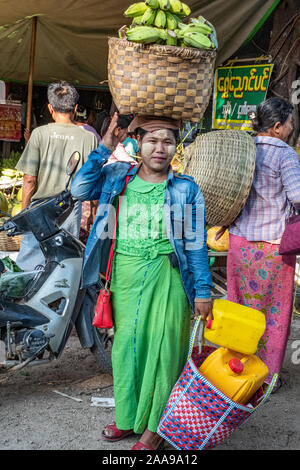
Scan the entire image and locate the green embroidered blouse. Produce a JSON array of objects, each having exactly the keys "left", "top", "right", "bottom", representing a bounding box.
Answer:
[{"left": 114, "top": 175, "right": 174, "bottom": 260}]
